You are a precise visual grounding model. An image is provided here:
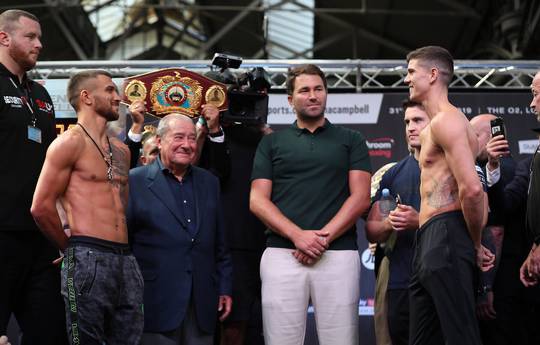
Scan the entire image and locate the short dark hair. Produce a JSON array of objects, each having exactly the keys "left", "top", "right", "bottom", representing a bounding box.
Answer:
[
  {"left": 286, "top": 64, "right": 327, "bottom": 95},
  {"left": 0, "top": 10, "right": 39, "bottom": 33},
  {"left": 406, "top": 46, "right": 454, "bottom": 86},
  {"left": 67, "top": 70, "right": 113, "bottom": 111},
  {"left": 402, "top": 99, "right": 423, "bottom": 112}
]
